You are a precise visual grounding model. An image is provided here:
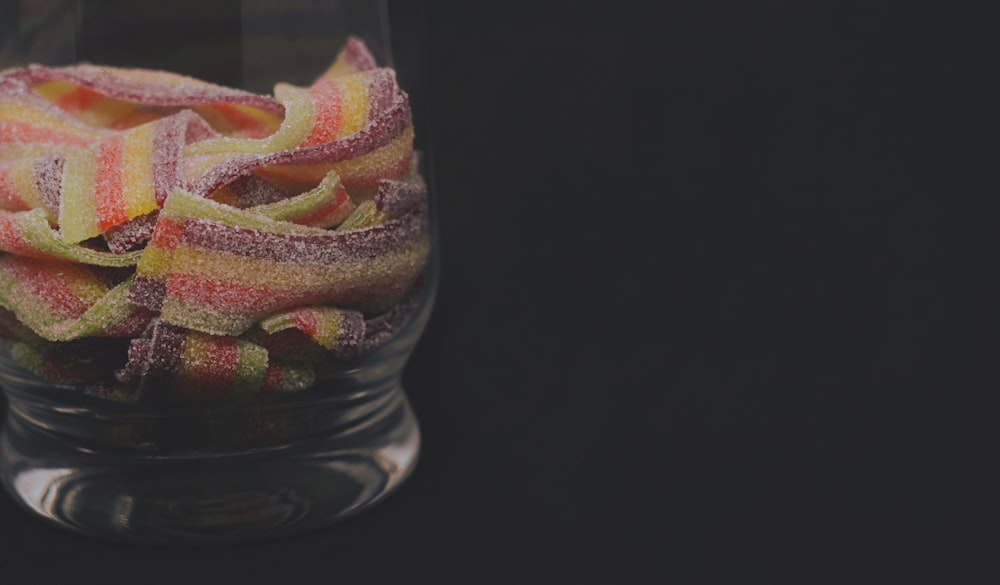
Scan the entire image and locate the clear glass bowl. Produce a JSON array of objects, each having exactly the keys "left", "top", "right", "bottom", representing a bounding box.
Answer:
[{"left": 0, "top": 0, "right": 436, "bottom": 544}]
